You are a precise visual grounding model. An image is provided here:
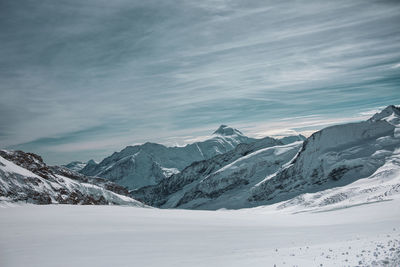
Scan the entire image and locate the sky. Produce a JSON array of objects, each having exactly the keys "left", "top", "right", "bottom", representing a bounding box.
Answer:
[{"left": 1, "top": 0, "right": 400, "bottom": 165}]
